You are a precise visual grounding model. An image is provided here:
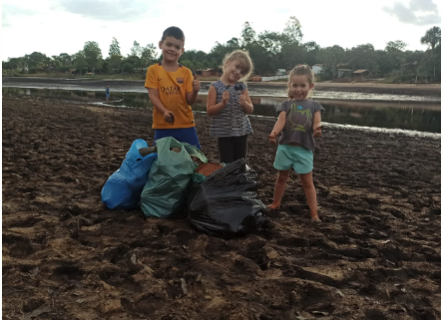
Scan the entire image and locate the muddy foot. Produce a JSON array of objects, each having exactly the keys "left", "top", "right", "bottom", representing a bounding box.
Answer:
[{"left": 311, "top": 217, "right": 322, "bottom": 224}]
